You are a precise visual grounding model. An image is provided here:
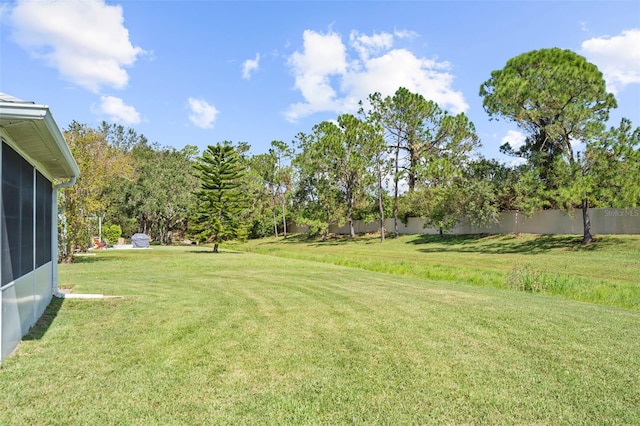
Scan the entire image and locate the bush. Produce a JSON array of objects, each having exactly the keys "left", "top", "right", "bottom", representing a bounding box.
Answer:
[{"left": 103, "top": 224, "right": 122, "bottom": 246}]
